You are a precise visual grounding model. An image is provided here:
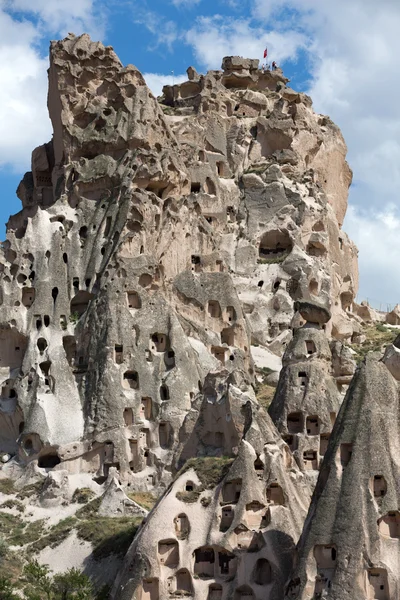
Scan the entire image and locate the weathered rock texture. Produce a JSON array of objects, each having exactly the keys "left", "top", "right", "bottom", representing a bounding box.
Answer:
[
  {"left": 0, "top": 32, "right": 368, "bottom": 599},
  {"left": 268, "top": 324, "right": 355, "bottom": 482},
  {"left": 0, "top": 35, "right": 358, "bottom": 491},
  {"left": 284, "top": 348, "right": 400, "bottom": 599},
  {"left": 114, "top": 373, "right": 312, "bottom": 600}
]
